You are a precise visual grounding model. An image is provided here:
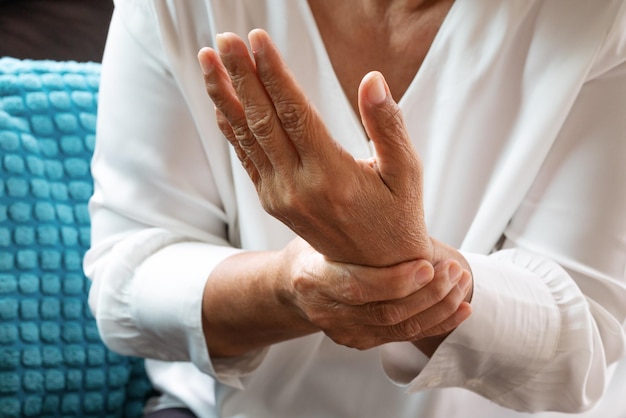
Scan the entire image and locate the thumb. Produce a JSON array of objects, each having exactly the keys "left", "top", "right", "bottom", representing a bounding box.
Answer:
[{"left": 358, "top": 71, "right": 421, "bottom": 190}]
